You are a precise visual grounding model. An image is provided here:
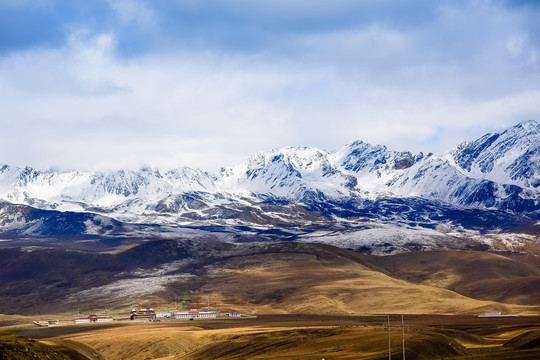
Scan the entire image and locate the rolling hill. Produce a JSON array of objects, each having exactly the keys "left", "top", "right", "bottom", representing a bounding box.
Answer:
[{"left": 1, "top": 240, "right": 539, "bottom": 316}]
